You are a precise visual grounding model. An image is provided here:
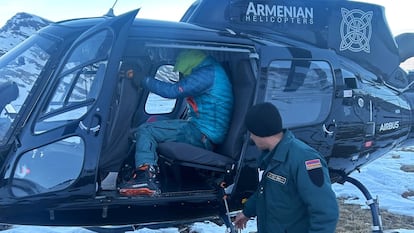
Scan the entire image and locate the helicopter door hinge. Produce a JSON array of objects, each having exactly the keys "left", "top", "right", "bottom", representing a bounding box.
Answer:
[
  {"left": 49, "top": 210, "right": 55, "bottom": 220},
  {"left": 102, "top": 206, "right": 108, "bottom": 218}
]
